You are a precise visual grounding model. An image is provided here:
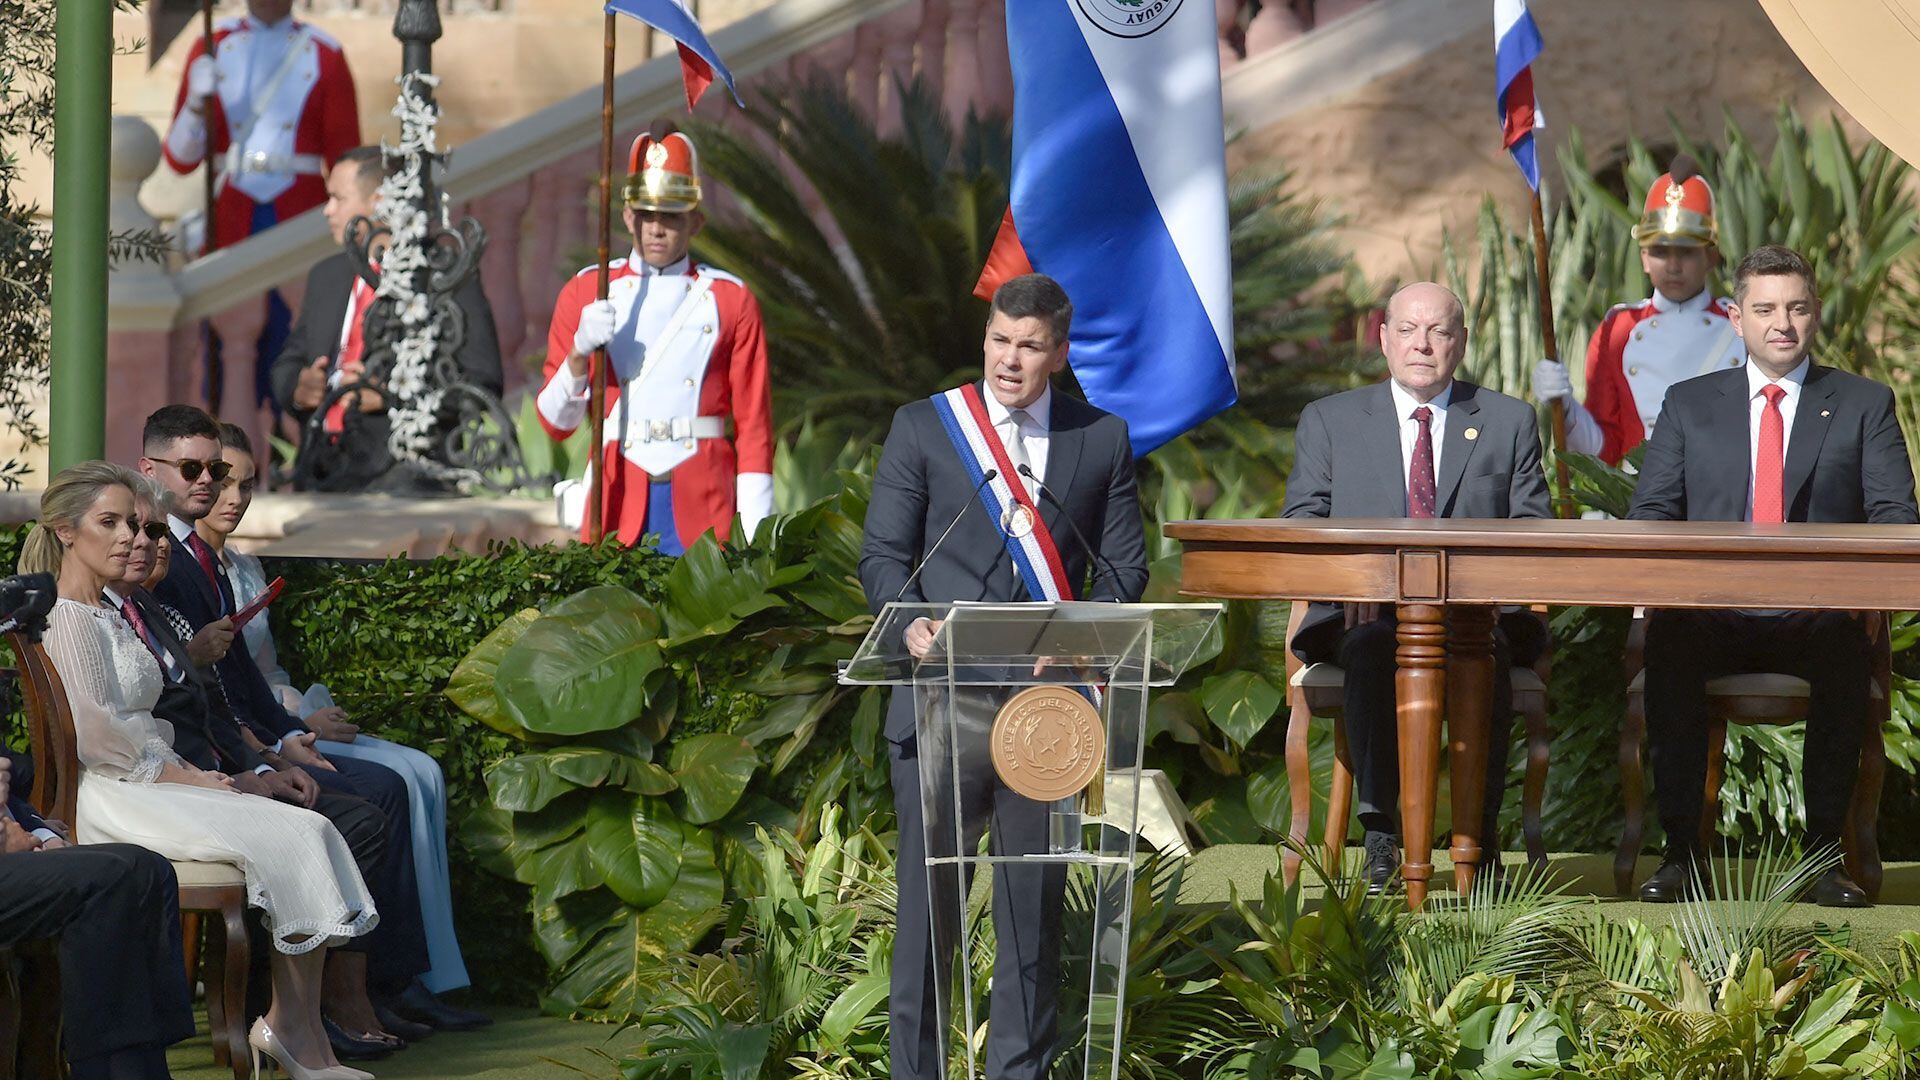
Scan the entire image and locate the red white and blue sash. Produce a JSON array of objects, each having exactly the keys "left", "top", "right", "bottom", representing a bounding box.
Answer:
[{"left": 930, "top": 383, "right": 1075, "bottom": 602}]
